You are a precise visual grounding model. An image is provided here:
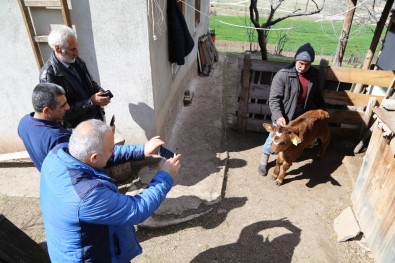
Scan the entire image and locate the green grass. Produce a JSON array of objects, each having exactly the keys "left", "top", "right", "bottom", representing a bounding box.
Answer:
[{"left": 209, "top": 16, "right": 377, "bottom": 59}]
